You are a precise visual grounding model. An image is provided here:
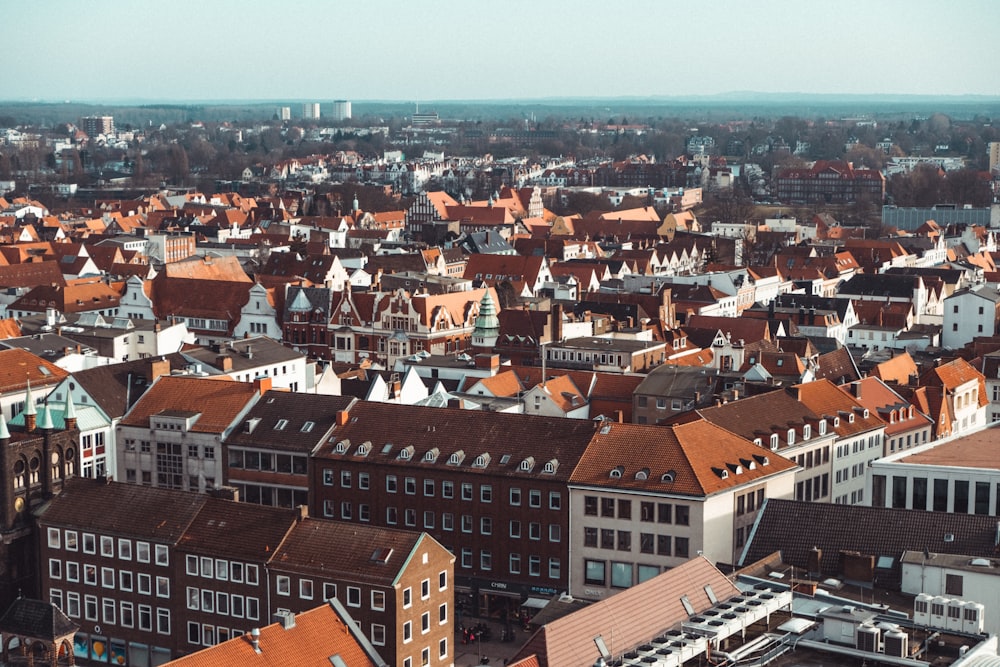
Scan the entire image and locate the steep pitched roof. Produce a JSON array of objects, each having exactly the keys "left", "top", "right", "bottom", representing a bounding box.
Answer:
[
  {"left": 68, "top": 354, "right": 188, "bottom": 418},
  {"left": 163, "top": 601, "right": 384, "bottom": 667},
  {"left": 0, "top": 598, "right": 77, "bottom": 640},
  {"left": 871, "top": 352, "right": 920, "bottom": 385},
  {"left": 0, "top": 348, "right": 69, "bottom": 393},
  {"left": 570, "top": 420, "right": 796, "bottom": 497}
]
